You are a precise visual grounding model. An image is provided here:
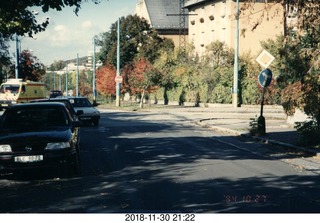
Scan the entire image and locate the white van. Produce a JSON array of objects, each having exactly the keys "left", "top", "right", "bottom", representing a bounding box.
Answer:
[{"left": 0, "top": 79, "right": 46, "bottom": 109}]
